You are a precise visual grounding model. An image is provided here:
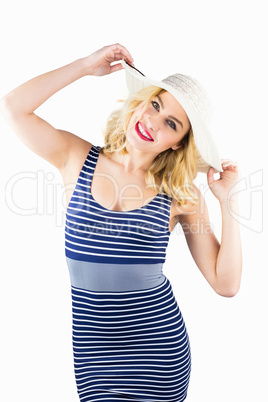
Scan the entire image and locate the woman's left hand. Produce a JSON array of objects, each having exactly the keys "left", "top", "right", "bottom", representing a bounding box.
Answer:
[{"left": 207, "top": 159, "right": 241, "bottom": 203}]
